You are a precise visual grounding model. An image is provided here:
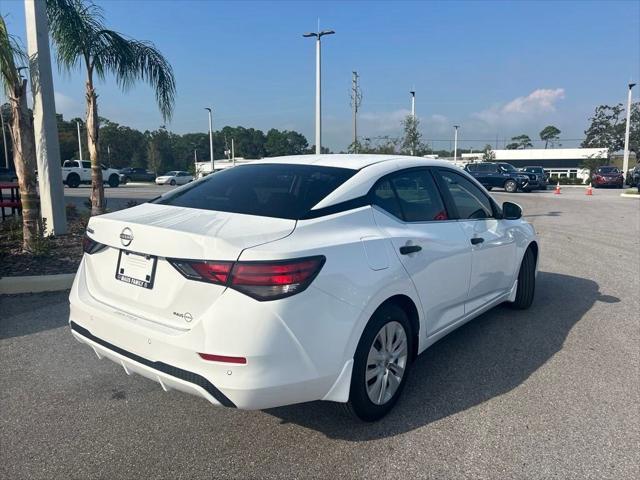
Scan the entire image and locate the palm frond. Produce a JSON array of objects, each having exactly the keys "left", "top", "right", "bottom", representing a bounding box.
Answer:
[
  {"left": 46, "top": 0, "right": 176, "bottom": 121},
  {"left": 46, "top": 0, "right": 104, "bottom": 72},
  {"left": 0, "top": 15, "right": 27, "bottom": 97}
]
